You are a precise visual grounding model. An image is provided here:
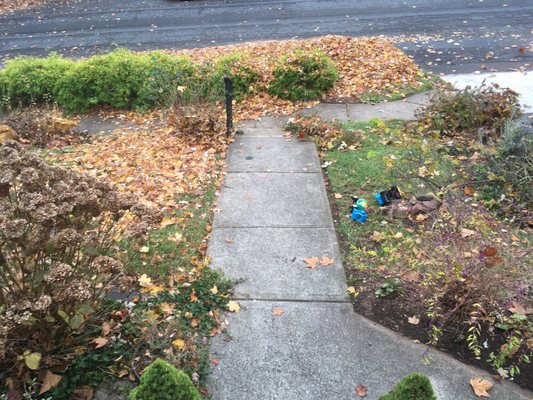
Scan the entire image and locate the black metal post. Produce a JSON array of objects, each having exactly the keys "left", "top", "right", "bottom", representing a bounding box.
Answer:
[{"left": 224, "top": 76, "right": 233, "bottom": 135}]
